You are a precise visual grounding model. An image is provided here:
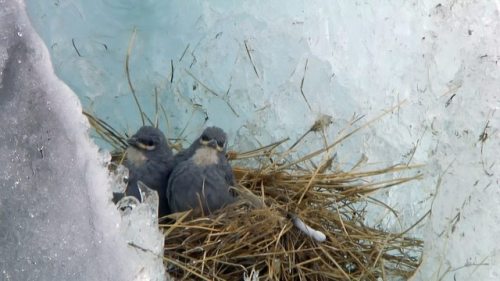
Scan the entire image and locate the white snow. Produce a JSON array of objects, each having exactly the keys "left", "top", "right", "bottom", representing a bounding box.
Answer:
[
  {"left": 20, "top": 0, "right": 500, "bottom": 280},
  {"left": 0, "top": 1, "right": 165, "bottom": 280}
]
